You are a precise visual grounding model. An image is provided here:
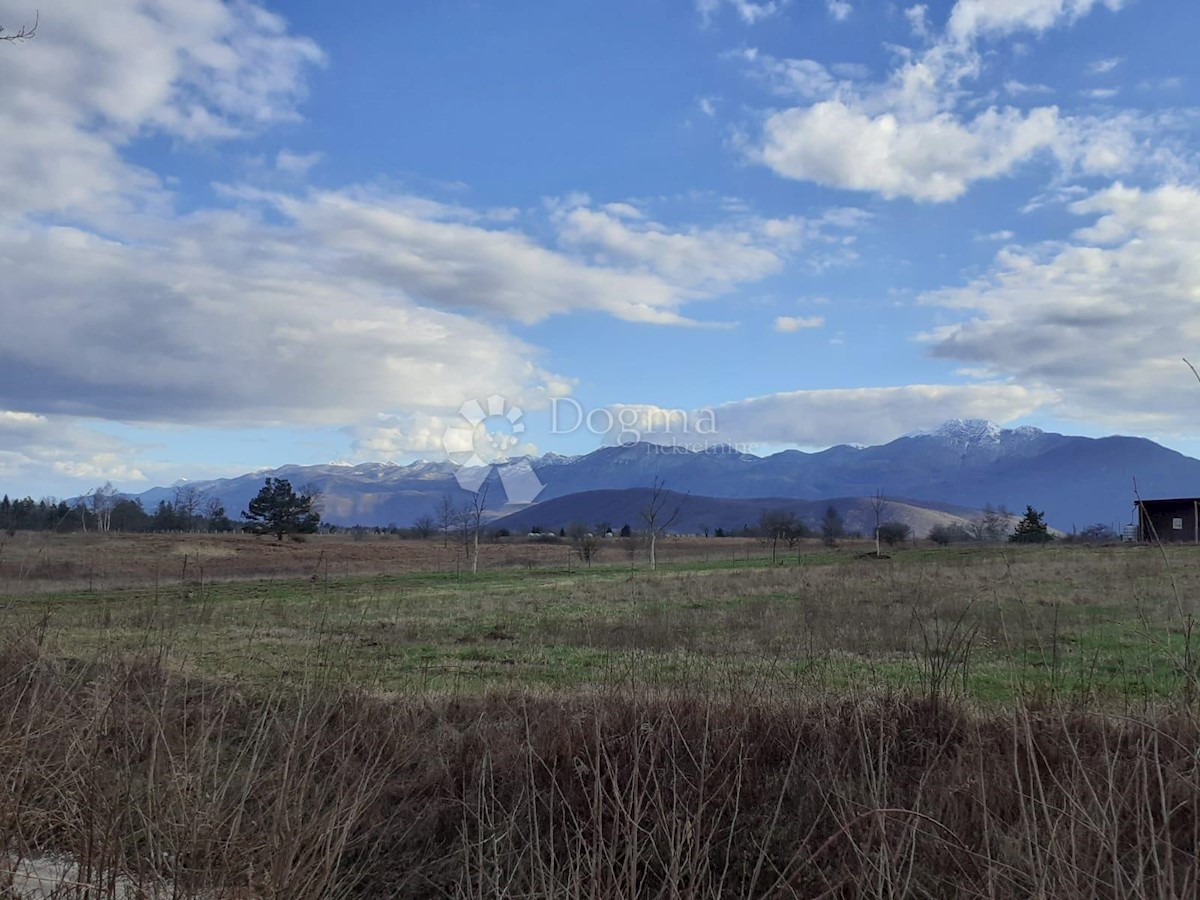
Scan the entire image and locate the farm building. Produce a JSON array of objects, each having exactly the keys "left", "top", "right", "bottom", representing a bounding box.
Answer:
[{"left": 1135, "top": 498, "right": 1200, "bottom": 543}]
